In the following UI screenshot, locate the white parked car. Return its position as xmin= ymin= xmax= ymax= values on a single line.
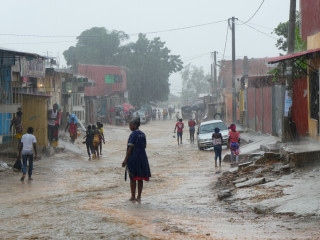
xmin=197 ymin=120 xmax=229 ymax=150
xmin=133 ymin=111 xmax=147 ymax=124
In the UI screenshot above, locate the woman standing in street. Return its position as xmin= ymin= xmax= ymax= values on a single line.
xmin=212 ymin=127 xmax=223 ymax=168
xmin=122 ymin=118 xmax=151 ymax=202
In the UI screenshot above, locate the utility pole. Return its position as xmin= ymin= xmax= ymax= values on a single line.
xmin=282 ymin=0 xmax=296 ymax=142
xmin=231 ymin=16 xmax=238 ymax=124
xmin=213 ymin=51 xmax=217 ymax=90
xmin=288 ymin=0 xmax=296 ymax=55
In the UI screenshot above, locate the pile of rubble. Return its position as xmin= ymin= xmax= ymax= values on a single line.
xmin=215 ymin=152 xmax=294 ymax=214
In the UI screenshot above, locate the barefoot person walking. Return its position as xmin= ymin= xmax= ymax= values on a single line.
xmin=122 ymin=118 xmax=151 ymax=202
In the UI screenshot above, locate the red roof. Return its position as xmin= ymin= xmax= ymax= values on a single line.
xmin=267 ymin=48 xmax=320 ymax=64
xmin=78 ymin=64 xmax=127 ymax=97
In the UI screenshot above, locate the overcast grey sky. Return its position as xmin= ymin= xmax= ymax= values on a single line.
xmin=0 ymin=0 xmax=297 ymax=95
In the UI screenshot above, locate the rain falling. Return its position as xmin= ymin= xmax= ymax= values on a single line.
xmin=0 ymin=0 xmax=320 ymax=239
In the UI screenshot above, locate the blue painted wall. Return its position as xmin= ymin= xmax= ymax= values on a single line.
xmin=0 ymin=67 xmax=12 ymax=135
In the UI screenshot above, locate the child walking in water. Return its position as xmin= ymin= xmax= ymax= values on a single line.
xmin=83 ymin=125 xmax=93 ymax=160
xmin=92 ymin=125 xmax=101 ymax=159
xmin=212 ymin=127 xmax=223 ymax=167
xmin=228 ymin=124 xmax=240 ymax=164
xmin=122 ymin=118 xmax=151 ymax=202
xmin=97 ymin=122 xmax=105 ymax=155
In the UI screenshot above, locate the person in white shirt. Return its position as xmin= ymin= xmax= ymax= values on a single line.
xmin=47 ymin=103 xmax=58 ymax=145
xmin=18 ymin=127 xmax=37 ymax=181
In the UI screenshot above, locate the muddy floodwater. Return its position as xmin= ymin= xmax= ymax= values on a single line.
xmin=1 ymin=120 xmax=319 ymax=239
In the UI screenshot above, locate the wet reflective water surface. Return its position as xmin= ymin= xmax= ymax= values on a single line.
xmin=1 ymin=120 xmax=319 ymax=239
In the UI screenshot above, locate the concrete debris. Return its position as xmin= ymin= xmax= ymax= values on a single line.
xmin=241 ymin=164 xmax=261 ymax=173
xmin=232 ymin=177 xmax=249 ymax=184
xmin=218 ymin=189 xmax=232 ymax=200
xmin=235 ymin=177 xmax=266 ymax=188
xmin=253 ymin=167 xmax=264 ymax=175
xmin=228 ymin=167 xmax=239 ymax=174
xmin=280 ymin=164 xmax=291 ymax=173
xmin=238 ymin=161 xmax=252 ymax=170
xmin=253 ymin=205 xmax=272 ymax=215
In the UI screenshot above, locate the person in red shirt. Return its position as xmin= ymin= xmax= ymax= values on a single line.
xmin=228 ymin=124 xmax=240 ymax=164
xmin=188 ymin=118 xmax=196 ymax=143
xmin=174 ymin=118 xmax=184 ymax=145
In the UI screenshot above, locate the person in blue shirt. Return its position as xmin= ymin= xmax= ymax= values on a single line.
xmin=122 ymin=118 xmax=151 ymax=202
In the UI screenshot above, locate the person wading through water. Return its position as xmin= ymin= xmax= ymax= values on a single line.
xmin=122 ymin=118 xmax=151 ymax=202
xmin=91 ymin=125 xmax=101 ymax=159
xmin=174 ymin=118 xmax=184 ymax=145
xmin=65 ymin=114 xmax=78 ymax=143
xmin=18 ymin=127 xmax=37 ymax=181
xmin=188 ymin=118 xmax=196 ymax=144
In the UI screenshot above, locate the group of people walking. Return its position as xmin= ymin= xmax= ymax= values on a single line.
xmin=83 ymin=122 xmax=105 ymax=160
xmin=173 ymin=116 xmax=240 ymax=169
xmin=212 ymin=123 xmax=240 ymax=168
xmin=173 ymin=117 xmax=196 ymax=145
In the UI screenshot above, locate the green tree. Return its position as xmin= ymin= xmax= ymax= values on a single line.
xmin=63 ymin=27 xmax=128 ymax=71
xmin=180 ymin=64 xmax=210 ymax=104
xmin=273 ymin=11 xmax=306 ymax=52
xmin=270 ymin=11 xmax=307 ymax=81
xmin=63 ymin=28 xmax=182 ymax=106
xmin=121 ymin=34 xmax=183 ymax=106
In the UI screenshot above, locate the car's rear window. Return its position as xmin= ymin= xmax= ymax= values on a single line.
xmin=199 ymin=122 xmax=227 ymax=134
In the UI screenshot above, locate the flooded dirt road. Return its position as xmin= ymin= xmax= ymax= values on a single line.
xmin=1 ymin=120 xmax=319 ymax=239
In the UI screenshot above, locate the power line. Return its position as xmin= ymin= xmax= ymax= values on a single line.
xmin=239 ymin=0 xmax=265 ymax=25
xmin=0 ymin=19 xmax=228 ymax=39
xmin=182 ymin=52 xmax=210 ymax=62
xmin=222 ymin=23 xmax=229 ymax=60
xmin=238 ymin=19 xmax=277 ymax=40
xmin=130 ymin=19 xmax=227 ymax=36
xmin=181 ymin=52 xmax=210 ymax=60
xmin=0 ymin=40 xmax=76 ymax=45
xmin=246 ymin=22 xmax=274 ymax=31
